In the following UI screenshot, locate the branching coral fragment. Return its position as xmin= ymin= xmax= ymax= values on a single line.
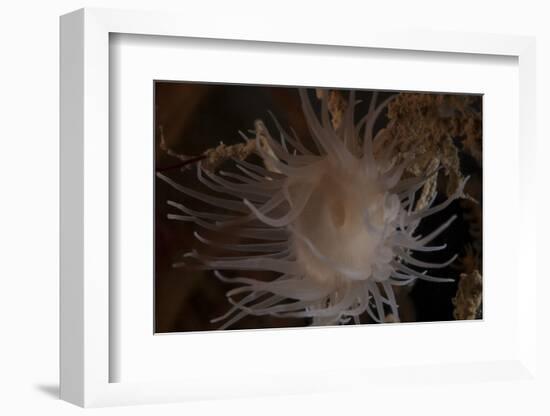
xmin=158 ymin=124 xmax=257 ymax=173
xmin=201 ymin=140 xmax=257 ymax=172
xmin=315 ymin=88 xmax=348 ymax=130
xmin=452 ymin=270 xmax=482 ymax=320
xmin=381 ymin=93 xmax=481 ymax=197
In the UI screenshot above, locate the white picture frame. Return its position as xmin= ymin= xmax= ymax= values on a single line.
xmin=60 ymin=7 xmax=539 ymax=408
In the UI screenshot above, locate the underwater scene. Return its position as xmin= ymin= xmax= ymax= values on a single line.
xmin=155 ymin=83 xmax=482 ymax=332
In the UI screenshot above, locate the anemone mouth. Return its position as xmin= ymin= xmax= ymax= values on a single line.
xmin=159 ymin=88 xmax=465 ymax=329
xmin=288 ymin=163 xmax=398 ymax=285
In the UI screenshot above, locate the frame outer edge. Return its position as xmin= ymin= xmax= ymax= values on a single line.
xmin=60 ymin=8 xmax=85 ymax=407
xmin=82 ymin=8 xmax=111 ymax=407
xmin=518 ymin=38 xmax=537 ymax=377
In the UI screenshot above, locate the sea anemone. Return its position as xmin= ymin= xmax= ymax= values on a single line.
xmin=158 ymin=88 xmax=466 ymax=329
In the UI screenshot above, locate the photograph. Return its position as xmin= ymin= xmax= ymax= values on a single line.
xmin=154 ymin=83 xmax=483 ymax=332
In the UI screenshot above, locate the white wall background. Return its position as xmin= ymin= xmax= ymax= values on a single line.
xmin=0 ymin=1 xmax=547 ymax=414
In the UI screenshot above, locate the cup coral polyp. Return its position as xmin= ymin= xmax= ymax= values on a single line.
xmin=158 ymin=88 xmax=466 ymax=328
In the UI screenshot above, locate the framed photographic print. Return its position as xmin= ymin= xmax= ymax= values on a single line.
xmin=60 ymin=7 xmax=539 ymax=408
